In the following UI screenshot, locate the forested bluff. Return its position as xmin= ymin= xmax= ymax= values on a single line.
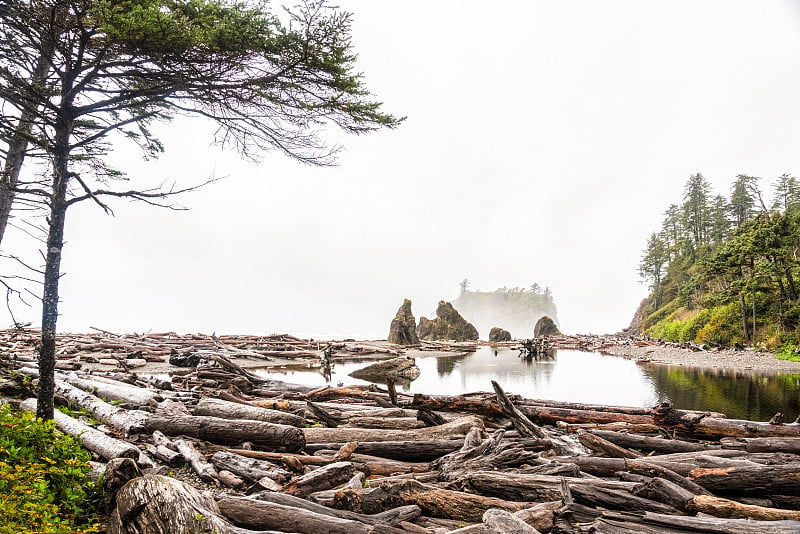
xmin=634 ymin=172 xmax=800 ymax=357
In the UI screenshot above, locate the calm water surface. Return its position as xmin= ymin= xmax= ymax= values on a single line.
xmin=255 ymin=347 xmax=800 ymax=421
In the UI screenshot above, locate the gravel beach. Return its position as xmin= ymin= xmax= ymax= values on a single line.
xmin=598 ymin=342 xmax=800 ymax=375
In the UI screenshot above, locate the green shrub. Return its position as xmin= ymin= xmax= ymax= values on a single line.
xmin=0 ymin=404 xmax=98 ymax=534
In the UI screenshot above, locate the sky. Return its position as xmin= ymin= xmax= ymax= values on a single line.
xmin=4 ymin=0 xmax=800 ymax=339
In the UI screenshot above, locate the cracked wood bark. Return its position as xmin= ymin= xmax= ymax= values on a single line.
xmin=193 ymin=397 xmax=306 ymax=427
xmin=688 ymin=463 xmax=800 ymax=495
xmin=333 ymin=479 xmax=538 ymax=522
xmin=109 ymin=474 xmax=270 ymax=534
xmin=142 ymin=414 xmax=305 ymax=451
xmin=20 ymin=398 xmax=139 ymax=460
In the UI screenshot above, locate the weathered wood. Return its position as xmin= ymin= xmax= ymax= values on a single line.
xmin=109 ymin=475 xmax=261 ymax=534
xmin=102 ymin=458 xmax=143 ymax=512
xmin=632 ymin=477 xmax=695 ymax=511
xmin=464 ymin=471 xmax=638 ymax=503
xmin=569 ymin=483 xmax=681 ymax=514
xmin=721 ymin=436 xmax=800 ymax=453
xmin=174 ymin=439 xmax=219 ymax=483
xmin=520 ymin=404 xmax=655 ymax=426
xmin=409 ymin=393 xmax=504 ymax=417
xmin=307 ymin=400 xmax=341 ymax=427
xmin=688 ymin=494 xmax=800 ymax=520
xmin=346 ymin=416 xmax=426 ymax=430
xmin=143 ymin=414 xmax=305 ymax=451
xmin=304 ymin=415 xmax=484 ymax=444
xmin=62 ymin=372 xmax=158 ymax=406
xmin=283 ymin=461 xmax=357 ymax=497
xmin=638 ymin=510 xmax=800 ymax=533
xmin=305 ymin=439 xmax=467 ymax=461
xmin=434 ymin=430 xmax=547 ymax=482
xmin=217 ymin=494 xmax=372 ymax=534
xmin=333 ymin=479 xmax=538 ymax=522
xmin=655 ymin=405 xmax=800 ymax=440
xmin=492 ymin=381 xmax=546 ymax=439
xmin=193 ymin=397 xmax=306 ymax=427
xmin=556 ymin=421 xmax=661 ymax=433
xmin=210 ymin=450 xmax=293 ymax=484
xmin=52 ymin=378 xmax=151 ymax=433
xmin=481 ymin=509 xmax=541 ymax=534
xmin=688 ymin=463 xmax=800 ymax=495
xmin=589 ymin=429 xmax=714 ymax=454
xmin=20 ymin=398 xmax=140 ymax=461
xmin=251 ymin=491 xmax=422 ymax=527
xmin=578 ymin=431 xmax=642 ymax=458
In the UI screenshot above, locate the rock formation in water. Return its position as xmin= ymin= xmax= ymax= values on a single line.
xmin=349 ymin=356 xmax=421 ymax=382
xmin=387 ymin=299 xmax=419 ymax=345
xmin=534 ymin=315 xmax=561 ymax=337
xmin=488 ymin=327 xmax=512 ymax=342
xmin=417 ymin=301 xmax=479 ymax=342
xmin=452 ymin=286 xmax=559 ymax=338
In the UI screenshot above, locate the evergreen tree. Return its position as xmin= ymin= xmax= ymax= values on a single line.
xmin=682 ymin=173 xmax=712 ymax=252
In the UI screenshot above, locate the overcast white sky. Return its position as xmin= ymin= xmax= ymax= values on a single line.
xmin=5 ymin=0 xmax=800 ymax=339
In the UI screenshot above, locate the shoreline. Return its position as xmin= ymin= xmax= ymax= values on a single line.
xmin=595 ymin=339 xmax=800 ymax=375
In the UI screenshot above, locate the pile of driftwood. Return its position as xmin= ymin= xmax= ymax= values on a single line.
xmin=0 ymin=327 xmax=409 ymax=373
xmin=3 ymin=334 xmax=800 ymax=532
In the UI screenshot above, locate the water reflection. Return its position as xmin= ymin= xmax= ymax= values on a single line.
xmin=252 ymin=346 xmax=800 ymax=421
xmin=642 ymin=364 xmax=800 ymax=421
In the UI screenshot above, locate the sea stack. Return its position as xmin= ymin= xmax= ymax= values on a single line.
xmin=489 ymin=327 xmax=512 ymax=342
xmin=417 ymin=301 xmax=479 ymax=342
xmin=534 ymin=315 xmax=561 ymax=337
xmin=387 ymin=299 xmax=419 ymax=345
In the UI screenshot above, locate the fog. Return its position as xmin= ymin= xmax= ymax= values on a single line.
xmin=3 ymin=1 xmax=800 ymax=339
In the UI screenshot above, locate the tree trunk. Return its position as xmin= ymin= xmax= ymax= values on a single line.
xmin=305 ymin=439 xmax=468 ymax=462
xmin=37 ymin=105 xmax=74 ymax=421
xmin=332 ymin=479 xmax=538 ymax=522
xmin=249 ymin=491 xmax=422 ymax=527
xmin=740 ymin=292 xmax=750 ymax=343
xmin=194 ymin=397 xmax=306 ymax=427
xmin=721 ymin=436 xmax=800 ymax=453
xmin=109 ymin=475 xmax=267 ymax=534
xmin=303 ymin=415 xmax=484 ymax=444
xmin=587 ymin=429 xmax=715 ymax=454
xmin=0 ymin=52 xmax=52 ymax=246
xmin=20 ymin=397 xmax=140 ymax=461
xmin=210 ymin=450 xmax=294 ymax=484
xmin=217 ymin=495 xmax=376 ymax=534
xmin=688 ymin=494 xmax=800 ymax=520
xmin=143 ymin=414 xmax=306 ymax=451
xmin=688 ymin=463 xmax=800 ymax=496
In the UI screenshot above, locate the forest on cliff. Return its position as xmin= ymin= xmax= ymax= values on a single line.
xmin=636 ymin=172 xmax=800 ymax=353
